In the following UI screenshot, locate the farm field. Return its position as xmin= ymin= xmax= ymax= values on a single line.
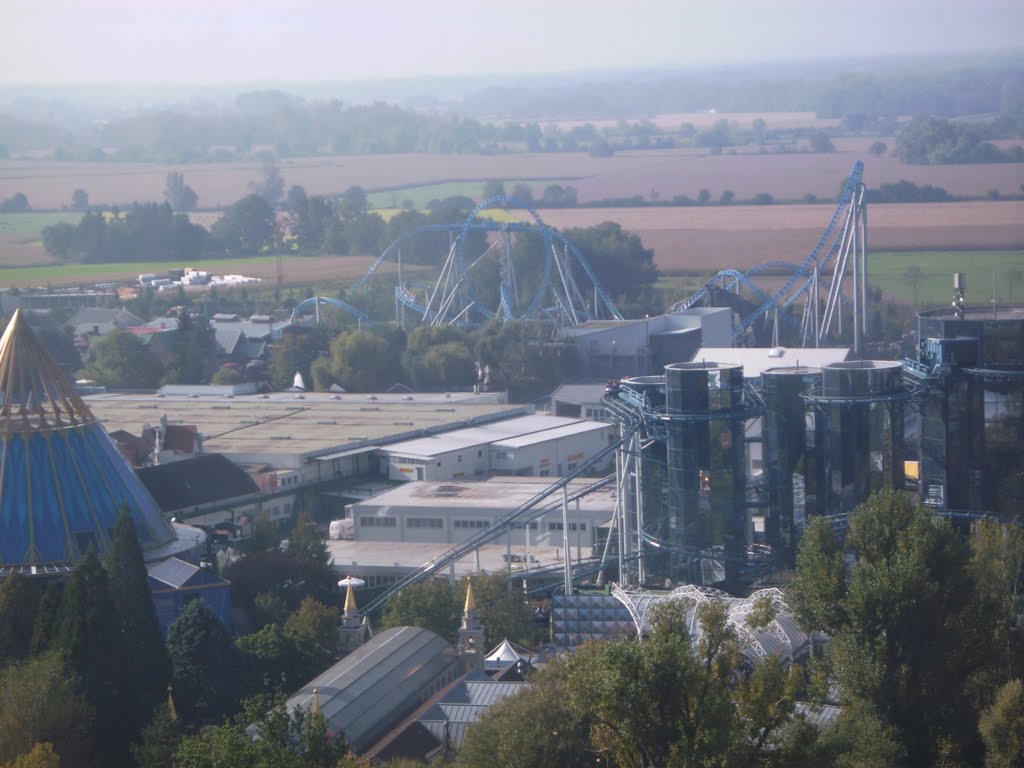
xmin=0 ymin=254 xmax=383 ymax=290
xmin=867 ymin=250 xmax=1024 ymax=306
xmin=3 ymin=145 xmax=1023 ymax=212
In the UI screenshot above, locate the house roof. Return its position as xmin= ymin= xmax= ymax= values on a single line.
xmin=147 ymin=556 xmax=229 ymax=590
xmin=137 ymin=453 xmax=259 ymax=513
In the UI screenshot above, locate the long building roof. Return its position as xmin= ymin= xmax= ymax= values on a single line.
xmin=85 ymin=392 xmax=529 ymax=460
xmin=382 ymin=415 xmax=584 ymax=458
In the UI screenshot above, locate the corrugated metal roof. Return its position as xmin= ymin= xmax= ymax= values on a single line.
xmin=287 ymin=626 xmax=457 ymax=753
xmin=383 ymin=415 xmax=584 ymax=458
xmin=491 ymin=420 xmax=609 ymax=449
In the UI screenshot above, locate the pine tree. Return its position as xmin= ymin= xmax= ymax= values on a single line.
xmin=131 ymin=702 xmax=182 ymax=768
xmin=0 ymin=573 xmax=42 ymax=666
xmin=107 ymin=510 xmax=172 ymax=742
xmin=53 ymin=552 xmax=125 ymax=765
xmin=167 ymin=599 xmax=240 ymax=724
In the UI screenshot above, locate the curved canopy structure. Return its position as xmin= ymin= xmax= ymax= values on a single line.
xmin=0 ymin=310 xmax=177 ymax=573
xmin=611 ymin=584 xmax=812 ymax=664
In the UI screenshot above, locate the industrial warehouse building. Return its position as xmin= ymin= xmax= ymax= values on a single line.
xmin=382 ymin=414 xmax=614 ymax=482
xmin=346 ymin=476 xmax=616 ymax=549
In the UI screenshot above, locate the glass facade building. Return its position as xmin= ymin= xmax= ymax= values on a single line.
xmin=761 ymin=367 xmax=822 ymax=566
xmin=805 ymin=361 xmax=906 ymax=514
xmin=914 ymin=308 xmax=1024 ymax=517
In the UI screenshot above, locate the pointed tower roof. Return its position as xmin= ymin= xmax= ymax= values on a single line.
xmin=312 ymin=687 xmax=321 ymax=717
xmin=344 ymin=578 xmax=357 ymax=613
xmin=464 ymin=577 xmax=476 ymax=613
xmin=167 ymin=685 xmax=178 ymax=721
xmin=0 ymin=310 xmax=93 ymax=434
xmin=0 ymin=311 xmax=177 ymax=574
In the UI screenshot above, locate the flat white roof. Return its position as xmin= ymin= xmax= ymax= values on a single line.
xmin=692 ymin=347 xmax=851 ymax=379
xmin=355 ymin=476 xmax=617 ymax=513
xmin=382 ymin=414 xmax=583 ymax=459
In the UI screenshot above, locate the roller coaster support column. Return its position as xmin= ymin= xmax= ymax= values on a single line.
xmin=853 ymin=200 xmax=860 ymax=356
xmin=615 ymin=424 xmax=629 ymax=585
xmin=635 ymin=437 xmax=646 ymax=584
xmin=860 ymin=189 xmax=869 ymax=340
xmin=562 ymin=486 xmax=573 ymax=596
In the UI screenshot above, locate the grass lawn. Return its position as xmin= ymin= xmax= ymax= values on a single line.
xmin=0 ymin=256 xmax=279 ymax=286
xmin=868 ymin=251 xmax=1024 ymax=306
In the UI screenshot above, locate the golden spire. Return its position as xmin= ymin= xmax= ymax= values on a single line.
xmin=464 ymin=577 xmax=476 ymax=613
xmin=312 ymin=687 xmax=321 ymax=716
xmin=344 ymin=578 xmax=357 ymax=613
xmin=0 ymin=309 xmax=94 ymax=435
xmin=167 ymin=685 xmax=178 ymax=721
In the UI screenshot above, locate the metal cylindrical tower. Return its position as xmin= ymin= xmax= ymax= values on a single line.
xmin=807 ymin=361 xmax=906 ymax=514
xmin=761 ymin=367 xmax=822 ymax=566
xmin=663 ymin=362 xmax=747 ymax=589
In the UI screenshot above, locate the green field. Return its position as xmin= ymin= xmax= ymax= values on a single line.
xmin=0 ymin=212 xmax=81 ymax=237
xmin=868 ymin=251 xmax=1024 ymax=306
xmin=0 ymin=256 xmax=280 ymax=287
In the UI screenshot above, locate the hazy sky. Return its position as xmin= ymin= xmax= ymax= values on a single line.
xmin=4 ymin=0 xmax=1022 ymax=85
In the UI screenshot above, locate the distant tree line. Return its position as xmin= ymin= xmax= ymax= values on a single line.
xmin=895 ymin=115 xmax=1024 ymax=164
xmin=3 ymin=57 xmax=1021 ymax=161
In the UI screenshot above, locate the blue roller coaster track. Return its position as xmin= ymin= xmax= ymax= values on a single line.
xmin=350 ymin=196 xmax=623 ymax=328
xmin=671 ymin=161 xmax=866 ymax=344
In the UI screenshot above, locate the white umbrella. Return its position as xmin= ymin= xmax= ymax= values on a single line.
xmin=337 ymin=576 xmax=366 ymax=588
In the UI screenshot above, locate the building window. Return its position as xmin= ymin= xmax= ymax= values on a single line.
xmin=458 ymin=455 xmax=462 ymax=463
xmin=548 ymin=522 xmax=564 ymax=531
xmin=453 ymin=520 xmax=489 ymax=529
xmin=512 ymin=522 xmax=539 ymax=530
xmin=495 ymin=451 xmax=510 ymax=461
xmin=568 ymin=522 xmax=587 ymax=531
xmin=360 ymin=516 xmax=397 ymax=528
xmin=539 ymin=470 xmax=550 ymax=477
xmin=407 ymin=518 xmax=444 ymax=529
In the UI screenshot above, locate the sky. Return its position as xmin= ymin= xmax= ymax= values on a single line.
xmin=4 ymin=0 xmax=1022 ymax=85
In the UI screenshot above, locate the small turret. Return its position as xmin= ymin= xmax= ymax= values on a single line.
xmin=457 ymin=577 xmax=486 ymax=672
xmin=338 ymin=576 xmax=368 ymax=653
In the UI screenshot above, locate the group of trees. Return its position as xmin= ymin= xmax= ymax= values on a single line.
xmin=452 ymin=490 xmax=1024 ymax=767
xmin=264 ymin=319 xmax=581 ymax=402
xmin=895 ymin=115 xmax=1024 ymax=165
xmin=0 ymin=508 xmax=366 ymax=768
xmin=41 ymin=204 xmax=207 ymax=263
xmin=82 ymin=311 xmax=218 ymax=389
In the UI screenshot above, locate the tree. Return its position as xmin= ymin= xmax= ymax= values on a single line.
xmin=903 ymin=264 xmax=925 ymax=306
xmin=869 ymin=140 xmax=888 ymax=157
xmin=236 ymin=622 xmax=305 ymax=696
xmin=558 ymin=221 xmax=658 ymax=306
xmin=697 ymin=188 xmax=711 ymax=204
xmin=402 ymin=326 xmax=476 ymax=391
xmin=461 ymin=598 xmax=817 ymax=768
xmin=0 ymin=192 xmax=29 ymax=213
xmin=588 ymin=138 xmax=614 ymax=157
xmin=269 ymin=329 xmax=327 ymax=391
xmin=481 ymin=180 xmax=506 ymax=200
xmin=315 ymin=329 xmax=404 ymax=392
xmin=82 ymin=331 xmax=161 ymax=391
xmin=979 ymin=679 xmax=1024 ymax=768
xmin=164 ymin=171 xmax=198 ymax=212
xmin=719 ymin=189 xmax=735 ymax=204
xmin=250 ymin=161 xmax=285 ymax=206
xmin=284 ymin=597 xmax=339 ymax=674
xmin=41 ymin=221 xmax=76 ymax=260
xmin=0 ymin=653 xmax=94 ymax=766
xmin=213 ymin=194 xmax=277 ymax=256
xmin=1 ymin=742 xmax=60 ymax=768
xmin=212 ymin=365 xmax=242 ymax=385
xmin=460 ymin=574 xmax=540 ymax=648
xmin=130 ymin=703 xmax=182 ymax=768
xmin=167 ymin=599 xmax=242 ymax=724
xmin=381 ymin=579 xmax=459 ymax=643
xmin=173 ymin=694 xmax=355 ymax=768
xmin=809 ymin=131 xmax=835 ymax=153
xmin=71 ymin=188 xmax=89 ymax=211
xmin=162 ymin=311 xmax=219 ymax=386
xmin=338 ymin=186 xmax=368 ymax=221
xmin=107 ymin=510 xmax=173 ymax=740
xmin=0 ymin=573 xmax=42 ymax=667
xmin=789 ymin=489 xmax=994 ymax=765
xmin=53 ymin=551 xmax=124 ymax=765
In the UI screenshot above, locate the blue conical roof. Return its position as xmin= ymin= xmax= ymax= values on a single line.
xmin=0 ymin=310 xmax=176 ymax=572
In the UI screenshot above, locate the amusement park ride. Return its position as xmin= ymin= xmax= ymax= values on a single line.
xmin=292 ymin=163 xmax=869 ymax=355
